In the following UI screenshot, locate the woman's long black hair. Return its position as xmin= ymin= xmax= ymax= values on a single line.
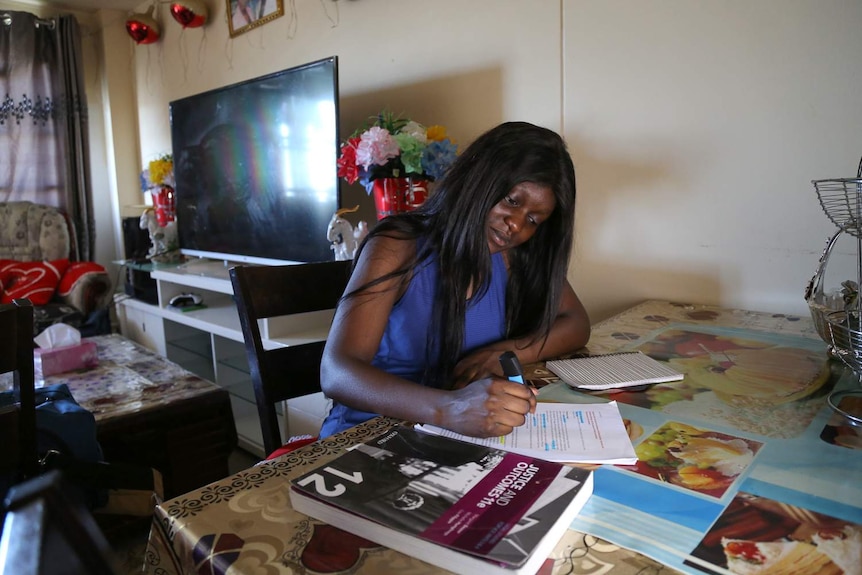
xmin=347 ymin=121 xmax=576 ymax=388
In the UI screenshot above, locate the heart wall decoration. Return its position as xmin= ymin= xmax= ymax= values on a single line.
xmin=126 ymin=5 xmax=160 ymax=44
xmin=170 ymin=0 xmax=208 ymax=29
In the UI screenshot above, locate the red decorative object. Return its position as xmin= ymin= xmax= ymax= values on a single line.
xmin=371 ymin=178 xmax=429 ymax=220
xmin=152 ymin=186 xmax=176 ymax=226
xmin=126 ymin=6 xmax=160 ymax=44
xmin=169 ymin=0 xmax=208 ymax=29
xmin=301 ymin=524 xmax=382 ymax=572
xmin=57 ymin=262 xmax=108 ymax=307
xmin=0 ymin=259 xmax=70 ymax=305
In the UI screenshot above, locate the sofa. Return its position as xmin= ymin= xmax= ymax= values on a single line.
xmin=0 ymin=201 xmax=113 ymax=336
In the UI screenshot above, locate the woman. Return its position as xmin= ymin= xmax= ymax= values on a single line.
xmin=320 ymin=121 xmax=590 ymax=439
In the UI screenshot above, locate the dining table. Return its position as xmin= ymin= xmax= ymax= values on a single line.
xmin=142 ymin=300 xmax=862 ymax=575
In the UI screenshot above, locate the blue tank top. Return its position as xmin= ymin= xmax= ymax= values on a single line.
xmin=319 ymin=250 xmax=508 ymax=438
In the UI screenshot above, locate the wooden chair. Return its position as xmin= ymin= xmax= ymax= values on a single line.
xmin=0 ymin=300 xmax=115 ymax=573
xmin=0 ymin=470 xmax=119 ymax=575
xmin=229 ymin=260 xmax=351 ymax=457
xmin=0 ymin=299 xmax=38 ymax=487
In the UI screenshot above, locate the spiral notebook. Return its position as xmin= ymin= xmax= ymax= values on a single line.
xmin=546 ymin=351 xmax=684 ymax=391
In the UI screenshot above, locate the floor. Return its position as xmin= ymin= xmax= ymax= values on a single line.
xmin=108 ymin=448 xmax=260 ymax=574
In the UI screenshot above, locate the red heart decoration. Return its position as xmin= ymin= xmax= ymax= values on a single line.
xmin=170 ymin=0 xmax=207 ymax=29
xmin=126 ymin=7 xmax=160 ymax=45
xmin=0 ymin=259 xmax=69 ymax=305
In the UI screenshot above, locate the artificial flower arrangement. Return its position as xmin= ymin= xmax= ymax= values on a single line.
xmin=139 ymin=153 xmax=175 ymax=192
xmin=139 ymin=153 xmax=176 ymax=228
xmin=337 ymin=110 xmax=458 ymax=193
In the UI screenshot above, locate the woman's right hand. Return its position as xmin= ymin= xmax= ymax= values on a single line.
xmin=437 ymin=377 xmax=536 ymax=438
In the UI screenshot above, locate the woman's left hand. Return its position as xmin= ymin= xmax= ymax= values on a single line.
xmin=451 ymin=281 xmax=591 ymax=389
xmin=452 ymin=348 xmax=508 ymax=390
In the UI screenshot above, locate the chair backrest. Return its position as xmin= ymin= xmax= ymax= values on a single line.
xmin=229 ymin=260 xmax=351 ymax=456
xmin=0 ymin=299 xmax=38 ymax=481
xmin=0 ymin=470 xmax=119 ymax=575
xmin=0 ymin=201 xmax=73 ymax=262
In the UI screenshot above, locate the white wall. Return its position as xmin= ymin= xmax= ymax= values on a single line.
xmin=564 ymin=0 xmax=862 ymax=320
xmin=115 ymin=0 xmax=862 ymax=322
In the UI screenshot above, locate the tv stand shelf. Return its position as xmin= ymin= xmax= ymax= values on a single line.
xmin=115 ymin=259 xmax=333 ymax=457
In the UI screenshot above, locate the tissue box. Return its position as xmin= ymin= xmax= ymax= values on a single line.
xmin=34 ymin=340 xmax=99 ymax=378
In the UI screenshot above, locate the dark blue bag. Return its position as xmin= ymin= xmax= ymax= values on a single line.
xmin=32 ymin=384 xmax=104 ymax=464
xmin=0 ymin=383 xmax=106 ymax=507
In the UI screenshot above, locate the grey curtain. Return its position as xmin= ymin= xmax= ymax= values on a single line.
xmin=0 ymin=11 xmax=94 ymax=260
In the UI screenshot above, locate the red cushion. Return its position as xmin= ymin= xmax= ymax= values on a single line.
xmin=57 ymin=261 xmax=108 ymax=297
xmin=0 ymin=259 xmax=70 ymax=305
xmin=265 ymin=435 xmax=318 ymax=460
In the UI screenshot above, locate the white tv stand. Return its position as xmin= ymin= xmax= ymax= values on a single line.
xmin=114 ymin=258 xmax=333 ymax=457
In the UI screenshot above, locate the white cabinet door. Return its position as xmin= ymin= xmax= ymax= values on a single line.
xmin=117 ymin=300 xmax=167 ymax=355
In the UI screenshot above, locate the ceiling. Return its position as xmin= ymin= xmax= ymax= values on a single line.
xmin=38 ymin=0 xmax=145 ymax=13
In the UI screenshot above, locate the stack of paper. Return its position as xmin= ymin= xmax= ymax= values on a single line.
xmin=546 ymin=351 xmax=684 ymax=391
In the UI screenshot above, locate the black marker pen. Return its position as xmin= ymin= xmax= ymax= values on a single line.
xmin=499 ymin=351 xmax=525 ymax=385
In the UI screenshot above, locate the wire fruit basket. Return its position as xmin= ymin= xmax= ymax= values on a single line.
xmin=825 ymin=311 xmax=862 ymax=370
xmin=813 ymin=155 xmax=862 ymax=232
xmin=810 ymin=156 xmax=862 ymax=426
xmin=804 ymin=229 xmax=843 ymax=348
xmin=814 ymin=178 xmax=862 ymax=237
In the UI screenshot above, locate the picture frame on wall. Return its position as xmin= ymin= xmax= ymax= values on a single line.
xmin=227 ymin=0 xmax=284 ymax=38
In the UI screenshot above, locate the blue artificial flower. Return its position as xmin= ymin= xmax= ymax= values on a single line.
xmin=357 ymin=167 xmax=374 ymax=195
xmin=421 ymin=139 xmax=458 ymax=181
xmin=139 ymin=169 xmax=151 ymax=193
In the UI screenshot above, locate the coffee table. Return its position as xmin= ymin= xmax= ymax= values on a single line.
xmin=3 ymin=334 xmax=238 ymax=498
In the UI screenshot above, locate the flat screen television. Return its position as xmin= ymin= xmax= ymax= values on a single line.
xmin=169 ymin=56 xmax=340 ymax=266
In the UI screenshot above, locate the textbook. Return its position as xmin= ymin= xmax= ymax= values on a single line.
xmin=289 ymin=425 xmax=594 ymax=575
xmin=416 ymin=401 xmax=638 ymax=465
xmin=546 ymin=351 xmax=684 ymax=391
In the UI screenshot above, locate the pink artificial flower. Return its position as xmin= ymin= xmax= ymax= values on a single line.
xmin=356 ymin=126 xmax=400 ymax=170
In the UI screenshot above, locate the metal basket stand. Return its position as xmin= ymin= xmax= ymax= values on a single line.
xmin=812 ymin=155 xmax=862 ymax=426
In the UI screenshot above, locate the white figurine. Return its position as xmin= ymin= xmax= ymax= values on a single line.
xmin=139 ymin=209 xmax=178 ymax=260
xmin=327 ymin=206 xmax=367 ymax=261
xmin=354 ymin=220 xmax=369 ymax=247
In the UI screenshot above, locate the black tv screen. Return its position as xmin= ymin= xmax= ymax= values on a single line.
xmin=169 ymin=56 xmax=340 ymax=265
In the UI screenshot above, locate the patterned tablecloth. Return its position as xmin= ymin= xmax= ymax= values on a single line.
xmin=143 ymin=301 xmax=862 ymax=575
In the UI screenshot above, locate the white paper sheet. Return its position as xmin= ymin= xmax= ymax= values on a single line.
xmin=416 ymin=401 xmax=638 ymax=465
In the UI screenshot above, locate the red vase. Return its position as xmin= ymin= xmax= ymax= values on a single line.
xmin=371 ymin=178 xmax=428 ymax=220
xmin=403 ymin=178 xmax=428 ymax=212
xmin=152 ymin=185 xmax=176 ymax=226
